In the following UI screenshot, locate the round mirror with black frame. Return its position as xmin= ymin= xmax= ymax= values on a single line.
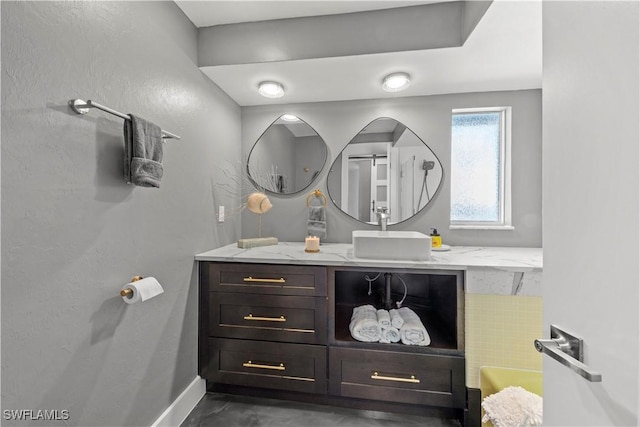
xmin=326 ymin=117 xmax=443 ymax=225
xmin=247 ymin=114 xmax=328 ymax=195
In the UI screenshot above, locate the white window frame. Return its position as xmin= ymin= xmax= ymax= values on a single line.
xmin=450 ymin=106 xmax=513 ymax=230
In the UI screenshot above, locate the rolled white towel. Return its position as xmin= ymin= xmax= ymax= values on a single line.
xmin=376 ymin=309 xmax=391 ymax=328
xmin=481 ymin=386 xmax=543 ymax=427
xmin=389 ymin=308 xmax=404 ymax=329
xmin=379 ymin=326 xmax=401 ymax=343
xmin=350 ymin=304 xmax=372 ymax=321
xmin=398 ymin=307 xmax=431 ymax=346
xmin=349 ymin=305 xmax=381 ymax=342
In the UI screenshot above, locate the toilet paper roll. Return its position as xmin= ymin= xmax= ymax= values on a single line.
xmin=121 ymin=277 xmax=164 ymax=304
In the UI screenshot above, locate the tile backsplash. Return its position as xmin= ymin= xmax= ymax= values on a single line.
xmin=465 ymin=294 xmax=543 ymax=388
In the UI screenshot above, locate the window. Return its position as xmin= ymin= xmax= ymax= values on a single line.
xmin=450 ymin=107 xmax=512 ymax=229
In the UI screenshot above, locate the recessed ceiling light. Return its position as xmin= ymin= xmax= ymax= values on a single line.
xmin=281 ymin=114 xmax=299 ymax=122
xmin=258 ymin=81 xmax=285 ymax=98
xmin=382 ymin=72 xmax=411 ymax=92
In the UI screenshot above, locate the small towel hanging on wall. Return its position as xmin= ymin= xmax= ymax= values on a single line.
xmin=124 ymin=115 xmax=163 ymax=187
xmin=306 ymin=189 xmax=327 ymax=240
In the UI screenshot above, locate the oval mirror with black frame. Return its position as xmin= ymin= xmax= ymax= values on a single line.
xmin=327 ymin=117 xmax=443 ymax=225
xmin=247 ymin=114 xmax=328 ymax=195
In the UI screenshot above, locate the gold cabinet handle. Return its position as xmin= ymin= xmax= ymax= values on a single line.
xmin=371 ymin=371 xmax=420 ymax=384
xmin=243 ymin=276 xmax=286 ymax=284
xmin=243 ymin=361 xmax=285 ymax=371
xmin=243 ymin=314 xmax=287 ymax=322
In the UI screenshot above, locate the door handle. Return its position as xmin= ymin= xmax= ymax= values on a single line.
xmin=534 ymin=325 xmax=602 ymax=382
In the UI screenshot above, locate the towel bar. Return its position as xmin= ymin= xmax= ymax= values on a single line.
xmin=69 ymin=99 xmax=181 ymax=140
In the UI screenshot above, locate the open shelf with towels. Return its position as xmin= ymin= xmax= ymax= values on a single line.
xmin=328 ymin=267 xmax=464 ymax=354
xmin=333 ymin=304 xmax=458 ymax=354
xmin=327 ymin=266 xmax=466 ymax=411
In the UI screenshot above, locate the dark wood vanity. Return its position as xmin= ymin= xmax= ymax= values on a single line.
xmin=199 ymin=261 xmax=469 ymax=424
xmin=200 ymin=263 xmax=328 ymax=395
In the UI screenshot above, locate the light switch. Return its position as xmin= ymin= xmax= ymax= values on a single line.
xmin=218 ymin=206 xmax=225 ymax=222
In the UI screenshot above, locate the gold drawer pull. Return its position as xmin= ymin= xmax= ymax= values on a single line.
xmin=243 ymin=361 xmax=285 ymax=371
xmin=243 ymin=276 xmax=286 ymax=284
xmin=243 ymin=314 xmax=287 ymax=322
xmin=371 ymin=371 xmax=420 ymax=384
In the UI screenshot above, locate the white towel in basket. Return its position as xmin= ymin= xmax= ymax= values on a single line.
xmin=481 ymin=386 xmax=543 ymax=427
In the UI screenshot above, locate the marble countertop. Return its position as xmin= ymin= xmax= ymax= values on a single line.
xmin=196 ymin=242 xmax=542 ymax=271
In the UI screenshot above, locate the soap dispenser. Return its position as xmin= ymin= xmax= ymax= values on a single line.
xmin=430 ymin=228 xmax=442 ymax=249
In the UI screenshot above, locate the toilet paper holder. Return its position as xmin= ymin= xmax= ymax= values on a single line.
xmin=120 ymin=276 xmax=144 ymax=298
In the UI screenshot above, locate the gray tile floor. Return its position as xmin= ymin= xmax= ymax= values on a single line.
xmin=181 ymin=393 xmax=462 ymax=427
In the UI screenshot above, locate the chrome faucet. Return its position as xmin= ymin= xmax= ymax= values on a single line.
xmin=375 ymin=207 xmax=390 ymax=231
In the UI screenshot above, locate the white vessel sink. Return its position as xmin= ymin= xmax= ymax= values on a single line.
xmin=352 ymin=230 xmax=432 ymax=261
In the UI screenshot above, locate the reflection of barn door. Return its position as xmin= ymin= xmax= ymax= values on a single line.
xmin=370 ymin=154 xmax=389 ymax=222
xmin=346 ymin=161 xmax=361 ymax=220
xmin=399 ymin=156 xmax=415 ymax=220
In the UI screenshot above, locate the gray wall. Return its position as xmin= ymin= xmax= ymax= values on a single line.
xmin=241 ymin=90 xmax=542 ymax=247
xmin=249 ymin=124 xmax=296 ymax=192
xmin=2 ymin=2 xmax=241 ymax=426
xmin=294 ymin=136 xmax=326 ymax=192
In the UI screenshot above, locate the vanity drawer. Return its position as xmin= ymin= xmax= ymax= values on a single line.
xmin=203 ymin=338 xmax=327 ymax=394
xmin=210 ymin=293 xmax=327 ymax=345
xmin=329 ymin=347 xmax=465 ymax=408
xmin=202 ymin=262 xmax=327 ymax=296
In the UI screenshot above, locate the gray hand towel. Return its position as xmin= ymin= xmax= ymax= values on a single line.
xmin=307 ymin=206 xmax=327 ymax=240
xmin=124 ymin=114 xmax=163 ymax=187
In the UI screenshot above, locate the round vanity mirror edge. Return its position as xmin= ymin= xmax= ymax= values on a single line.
xmin=326 ymin=117 xmax=444 ymax=225
xmin=247 ymin=114 xmax=329 ymax=196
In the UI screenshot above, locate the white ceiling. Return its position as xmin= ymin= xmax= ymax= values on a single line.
xmin=175 ymin=1 xmax=542 ymax=106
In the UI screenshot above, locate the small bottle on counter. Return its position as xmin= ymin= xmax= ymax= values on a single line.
xmin=430 ymin=228 xmax=442 ymax=249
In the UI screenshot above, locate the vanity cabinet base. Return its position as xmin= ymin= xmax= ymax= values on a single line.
xmin=199 ymin=261 xmax=469 ymax=424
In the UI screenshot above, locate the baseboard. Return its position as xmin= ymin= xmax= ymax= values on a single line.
xmin=151 ymin=376 xmax=206 ymax=427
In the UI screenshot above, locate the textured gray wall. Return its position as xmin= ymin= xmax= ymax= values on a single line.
xmin=2 ymin=2 xmax=240 ymax=426
xmin=241 ymin=90 xmax=542 ymax=247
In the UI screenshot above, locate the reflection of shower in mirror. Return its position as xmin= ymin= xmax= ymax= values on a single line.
xmin=417 ymin=160 xmax=436 ymax=210
xmin=326 ymin=117 xmax=444 ymax=225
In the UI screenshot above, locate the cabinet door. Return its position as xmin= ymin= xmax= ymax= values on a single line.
xmin=202 ymin=262 xmax=327 ymax=296
xmin=329 ymin=347 xmax=465 ymax=408
xmin=210 ymin=293 xmax=327 ymax=345
xmin=203 ymin=338 xmax=327 ymax=394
